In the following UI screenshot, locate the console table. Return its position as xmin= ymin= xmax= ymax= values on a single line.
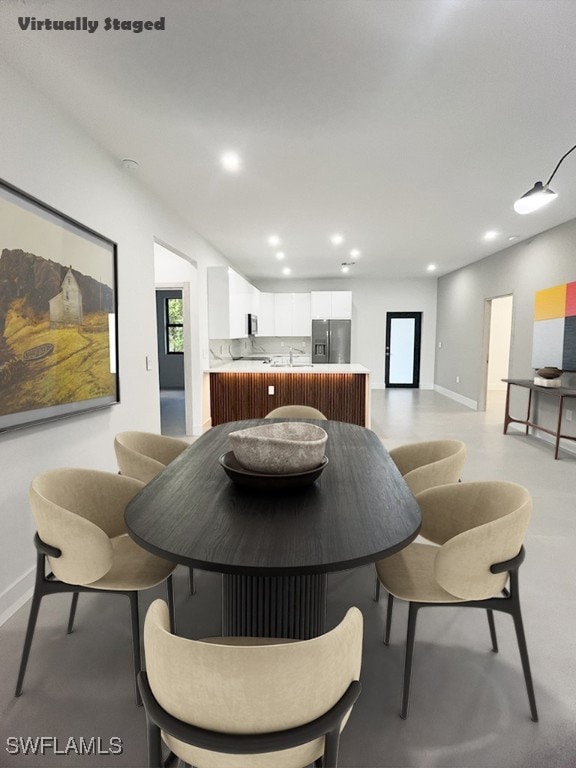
xmin=503 ymin=379 xmax=576 ymax=459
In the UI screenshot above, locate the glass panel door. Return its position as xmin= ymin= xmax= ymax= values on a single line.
xmin=385 ymin=312 xmax=422 ymax=388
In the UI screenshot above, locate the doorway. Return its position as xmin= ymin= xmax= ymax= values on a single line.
xmin=385 ymin=312 xmax=422 ymax=388
xmin=156 ymin=289 xmax=186 ymax=436
xmin=480 ymin=295 xmax=513 ymax=412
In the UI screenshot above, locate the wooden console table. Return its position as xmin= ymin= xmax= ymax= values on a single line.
xmin=503 ymin=379 xmax=576 ymax=459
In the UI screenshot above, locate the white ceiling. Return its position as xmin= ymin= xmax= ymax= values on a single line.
xmin=2 ymin=0 xmax=576 ymax=282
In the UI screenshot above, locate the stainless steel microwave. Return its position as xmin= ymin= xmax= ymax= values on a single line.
xmin=247 ymin=314 xmax=258 ymax=336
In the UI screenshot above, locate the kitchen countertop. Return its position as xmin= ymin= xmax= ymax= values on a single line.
xmin=208 ymin=361 xmax=370 ymax=374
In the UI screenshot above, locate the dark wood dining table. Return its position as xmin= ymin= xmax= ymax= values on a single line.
xmin=125 ymin=419 xmax=421 ymax=639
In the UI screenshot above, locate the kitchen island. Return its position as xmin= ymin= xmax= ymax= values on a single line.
xmin=208 ymin=361 xmax=370 ymax=427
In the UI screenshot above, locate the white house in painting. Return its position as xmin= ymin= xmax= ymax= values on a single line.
xmin=49 ymin=267 xmax=83 ymax=326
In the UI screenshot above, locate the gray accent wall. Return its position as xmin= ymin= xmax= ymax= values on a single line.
xmin=436 ymin=217 xmax=576 ymax=436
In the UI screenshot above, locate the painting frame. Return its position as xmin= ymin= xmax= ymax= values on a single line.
xmin=0 ymin=177 xmax=119 ymax=434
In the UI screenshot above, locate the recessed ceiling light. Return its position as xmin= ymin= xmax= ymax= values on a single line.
xmin=483 ymin=230 xmax=498 ymax=241
xmin=275 ymin=251 xmax=285 ymax=260
xmin=282 ymin=267 xmax=291 ymax=276
xmin=349 ymin=249 xmax=361 ymax=258
xmin=341 ymin=265 xmax=350 ymax=274
xmin=220 ymin=151 xmax=241 ymax=172
xmin=267 ymin=235 xmax=281 ymax=247
xmin=427 ymin=264 xmax=437 ymax=272
xmin=330 ymin=233 xmax=344 ymax=246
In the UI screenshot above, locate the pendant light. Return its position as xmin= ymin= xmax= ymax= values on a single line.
xmin=514 ymin=143 xmax=576 ymax=214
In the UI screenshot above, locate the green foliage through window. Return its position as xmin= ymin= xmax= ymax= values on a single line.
xmin=166 ymin=298 xmax=184 ymax=354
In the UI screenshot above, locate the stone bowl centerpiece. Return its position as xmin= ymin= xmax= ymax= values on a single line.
xmin=228 ymin=422 xmax=328 ymax=474
xmin=536 ymin=366 xmax=563 ymax=379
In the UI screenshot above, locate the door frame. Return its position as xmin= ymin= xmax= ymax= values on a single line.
xmin=478 ymin=294 xmax=514 ymax=412
xmin=385 ymin=311 xmax=422 ymax=388
xmin=156 ymin=281 xmax=193 ymax=435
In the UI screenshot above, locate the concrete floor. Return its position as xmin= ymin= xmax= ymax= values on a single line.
xmin=1 ymin=389 xmax=575 ymax=767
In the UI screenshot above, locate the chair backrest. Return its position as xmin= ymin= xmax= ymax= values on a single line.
xmin=389 ymin=439 xmax=466 ymax=496
xmin=29 ymin=468 xmax=144 ymax=586
xmin=144 ymin=599 xmax=363 ymax=768
xmin=417 ymin=481 xmax=532 ymax=600
xmin=265 ymin=405 xmax=327 ymax=420
xmin=114 ymin=431 xmax=189 ymax=483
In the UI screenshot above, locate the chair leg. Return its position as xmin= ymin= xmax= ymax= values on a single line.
xmin=384 ymin=593 xmax=394 ymax=645
xmin=166 ymin=575 xmax=175 ymax=634
xmin=145 ymin=714 xmax=163 ymax=768
xmin=400 ymin=602 xmax=420 ymax=720
xmin=128 ymin=592 xmax=142 ymax=706
xmin=373 ymin=573 xmax=381 ymax=602
xmin=511 ymin=605 xmax=538 ymax=722
xmin=487 ymin=609 xmax=498 ymax=652
xmin=188 ymin=567 xmax=195 ymax=596
xmin=14 ymin=587 xmax=43 ymax=697
xmin=323 ymin=728 xmax=341 ymax=768
xmin=67 ymin=592 xmax=80 ymax=634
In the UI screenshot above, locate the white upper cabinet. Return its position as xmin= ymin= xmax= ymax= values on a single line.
xmin=272 ymin=293 xmax=311 ymax=337
xmin=257 ymin=292 xmax=275 ymax=336
xmin=208 ymin=266 xmax=253 ymax=338
xmin=311 ymin=291 xmax=352 ymax=319
xmin=273 ymin=293 xmax=293 ymax=336
xmin=291 ymin=293 xmax=312 ymax=335
xmin=208 ymin=271 xmax=345 ymax=339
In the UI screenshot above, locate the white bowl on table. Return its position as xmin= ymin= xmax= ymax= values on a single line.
xmin=228 ymin=422 xmax=328 ymax=474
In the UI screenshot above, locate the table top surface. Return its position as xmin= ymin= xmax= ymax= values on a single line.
xmin=125 ymin=419 xmax=422 ymax=576
xmin=504 ymin=378 xmax=576 ymax=396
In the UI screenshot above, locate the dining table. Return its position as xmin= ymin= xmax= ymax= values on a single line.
xmin=125 ymin=419 xmax=422 ymax=639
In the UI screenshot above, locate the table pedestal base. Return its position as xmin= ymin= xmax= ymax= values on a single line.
xmin=222 ymin=573 xmax=328 ymax=639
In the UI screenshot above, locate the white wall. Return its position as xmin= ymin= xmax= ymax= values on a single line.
xmin=256 ymin=277 xmax=438 ymax=388
xmin=0 ymin=63 xmax=229 ymax=623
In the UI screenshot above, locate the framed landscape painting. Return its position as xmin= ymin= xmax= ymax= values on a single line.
xmin=0 ymin=178 xmax=119 ymax=433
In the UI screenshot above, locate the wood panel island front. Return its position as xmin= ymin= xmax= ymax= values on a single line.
xmin=208 ymin=362 xmax=370 ymax=427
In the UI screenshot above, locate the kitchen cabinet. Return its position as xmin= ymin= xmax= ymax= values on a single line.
xmin=311 ymin=291 xmax=352 ymax=319
xmin=292 ymin=293 xmax=312 ymax=335
xmin=257 ymin=292 xmax=275 ymax=336
xmin=273 ymin=293 xmax=311 ymax=337
xmin=208 ymin=267 xmax=254 ymax=338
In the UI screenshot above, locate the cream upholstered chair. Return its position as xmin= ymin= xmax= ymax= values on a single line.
xmin=114 ymin=431 xmax=189 ymax=484
xmin=388 ymin=439 xmax=467 ymax=496
xmin=375 ymin=481 xmax=538 ymax=722
xmin=15 ymin=469 xmax=176 ymax=705
xmin=138 ymin=599 xmax=363 ymax=768
xmin=114 ymin=431 xmax=195 ymax=594
xmin=374 ymin=439 xmax=467 ymax=602
xmin=265 ymin=405 xmax=327 ymax=420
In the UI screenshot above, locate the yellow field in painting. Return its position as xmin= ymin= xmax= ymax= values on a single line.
xmin=534 ymin=283 xmax=567 ymax=321
xmin=1 ymin=303 xmax=115 ymax=416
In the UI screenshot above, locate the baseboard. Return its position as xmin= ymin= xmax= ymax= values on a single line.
xmin=371 ymin=382 xmax=434 ymax=391
xmin=434 ymin=384 xmax=477 ymax=410
xmin=0 ymin=566 xmax=34 ymax=627
xmin=194 ymin=417 xmax=212 ymax=435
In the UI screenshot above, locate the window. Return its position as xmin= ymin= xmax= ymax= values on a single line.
xmin=165 ymin=297 xmax=184 ymax=354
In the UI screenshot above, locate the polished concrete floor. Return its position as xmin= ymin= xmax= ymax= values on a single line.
xmin=1 ymin=389 xmax=575 ymax=767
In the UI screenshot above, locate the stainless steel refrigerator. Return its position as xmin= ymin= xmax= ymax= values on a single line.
xmin=311 ymin=319 xmax=351 ymax=363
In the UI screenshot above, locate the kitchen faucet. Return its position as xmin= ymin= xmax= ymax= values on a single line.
xmin=288 ymin=346 xmax=305 ymax=367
